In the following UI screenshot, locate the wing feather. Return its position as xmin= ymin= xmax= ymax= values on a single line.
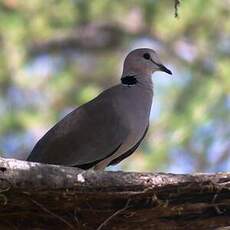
xmin=27 ymin=88 xmax=128 ymax=166
xmin=109 ymin=125 xmax=149 ymax=166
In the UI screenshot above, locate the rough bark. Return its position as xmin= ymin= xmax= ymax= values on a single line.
xmin=0 ymin=157 xmax=230 ymax=230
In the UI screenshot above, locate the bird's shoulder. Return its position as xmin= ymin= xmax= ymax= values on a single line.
xmin=37 ymin=84 xmax=124 ymax=138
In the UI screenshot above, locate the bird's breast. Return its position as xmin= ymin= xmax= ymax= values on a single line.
xmin=116 ymin=86 xmax=153 ymax=150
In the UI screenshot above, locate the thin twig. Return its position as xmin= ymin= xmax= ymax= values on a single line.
xmin=174 ymin=0 xmax=180 ymax=18
xmin=73 ymin=207 xmax=85 ymax=229
xmin=30 ymin=198 xmax=75 ymax=230
xmin=96 ymin=199 xmax=131 ymax=230
xmin=0 ymin=178 xmax=12 ymax=193
xmin=0 ymin=178 xmax=11 ymax=205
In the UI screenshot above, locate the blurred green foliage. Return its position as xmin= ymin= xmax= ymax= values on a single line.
xmin=0 ymin=0 xmax=229 ymax=172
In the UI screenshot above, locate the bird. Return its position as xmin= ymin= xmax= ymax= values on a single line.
xmin=27 ymin=48 xmax=172 ymax=170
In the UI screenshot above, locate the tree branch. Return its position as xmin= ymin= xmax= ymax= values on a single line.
xmin=0 ymin=157 xmax=230 ymax=229
xmin=174 ymin=0 xmax=181 ymax=18
xmin=28 ymin=23 xmax=126 ymax=56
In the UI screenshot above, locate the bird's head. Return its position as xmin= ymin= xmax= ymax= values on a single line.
xmin=122 ymin=48 xmax=172 ymax=77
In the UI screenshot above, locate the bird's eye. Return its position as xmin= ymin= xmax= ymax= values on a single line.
xmin=143 ymin=53 xmax=150 ymax=60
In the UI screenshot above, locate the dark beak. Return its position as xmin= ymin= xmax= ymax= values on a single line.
xmin=158 ymin=64 xmax=172 ymax=75
xmin=150 ymin=58 xmax=172 ymax=75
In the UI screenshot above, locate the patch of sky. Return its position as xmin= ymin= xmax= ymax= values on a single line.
xmin=25 ymin=54 xmax=64 ymax=78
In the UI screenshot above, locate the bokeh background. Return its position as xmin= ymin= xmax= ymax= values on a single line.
xmin=0 ymin=0 xmax=229 ymax=173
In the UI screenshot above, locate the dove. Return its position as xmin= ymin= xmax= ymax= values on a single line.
xmin=27 ymin=48 xmax=172 ymax=170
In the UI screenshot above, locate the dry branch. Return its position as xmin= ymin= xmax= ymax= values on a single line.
xmin=0 ymin=157 xmax=230 ymax=230
xmin=28 ymin=24 xmax=126 ymax=56
xmin=174 ymin=0 xmax=181 ymax=18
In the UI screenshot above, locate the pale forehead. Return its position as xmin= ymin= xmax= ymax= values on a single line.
xmin=127 ymin=48 xmax=156 ymax=58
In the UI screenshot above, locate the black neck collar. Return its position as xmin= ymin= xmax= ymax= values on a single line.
xmin=121 ymin=75 xmax=138 ymax=86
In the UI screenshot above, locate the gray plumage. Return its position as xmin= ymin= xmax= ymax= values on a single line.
xmin=27 ymin=48 xmax=172 ymax=170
